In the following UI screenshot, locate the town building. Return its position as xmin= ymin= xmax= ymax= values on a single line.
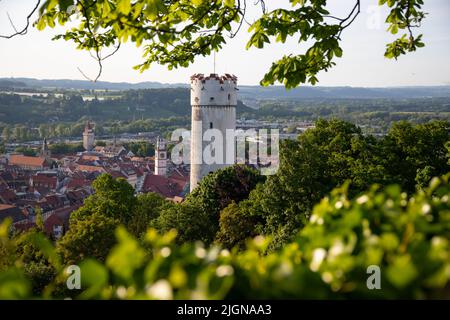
xmin=0 ymin=119 xmax=191 ymax=239
xmin=8 ymin=154 xmax=52 ymax=171
xmin=40 ymin=138 xmax=51 ymax=159
xmin=154 ymin=136 xmax=167 ymax=176
xmin=0 ymin=204 xmax=25 ymax=223
xmin=141 ymin=168 xmax=189 ymax=201
xmin=93 ymin=145 xmax=127 ymax=158
xmin=190 ymin=73 xmax=237 ymax=191
xmin=83 ymin=121 xmax=95 ymax=151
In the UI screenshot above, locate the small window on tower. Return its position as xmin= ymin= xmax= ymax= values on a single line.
xmin=209 ymin=122 xmax=213 ymax=129
xmin=228 ymin=93 xmax=231 ymax=100
xmin=210 ymin=97 xmax=214 ymax=101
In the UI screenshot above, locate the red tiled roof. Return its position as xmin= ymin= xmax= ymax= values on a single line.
xmin=142 ymin=174 xmax=183 ymax=198
xmin=51 ymin=204 xmax=81 ymax=230
xmin=168 ymin=169 xmax=189 ymax=190
xmin=29 ymin=186 xmax=51 ymax=197
xmin=44 ymin=213 xmax=64 ymax=235
xmin=81 ymin=155 xmax=100 ymax=161
xmin=15 ymin=199 xmax=39 ymax=207
xmin=0 ymin=204 xmax=15 ymax=210
xmin=67 ymin=177 xmax=91 ymax=189
xmin=0 ymin=204 xmax=25 ymax=223
xmin=134 ymin=167 xmax=144 ymax=177
xmin=40 ymin=194 xmax=64 ymax=208
xmin=66 ymin=189 xmax=90 ymax=205
xmin=77 ymin=164 xmax=106 ymax=173
xmin=0 ymin=188 xmax=16 ymax=204
xmin=9 ymin=155 xmax=48 ymax=168
xmin=32 ymin=174 xmax=57 ymax=188
xmin=108 ymin=170 xmax=127 ymax=179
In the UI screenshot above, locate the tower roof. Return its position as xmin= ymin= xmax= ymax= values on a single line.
xmin=84 ymin=121 xmax=95 ymax=132
xmin=156 ymin=136 xmax=166 ymax=150
xmin=190 ymin=73 xmax=237 ymax=84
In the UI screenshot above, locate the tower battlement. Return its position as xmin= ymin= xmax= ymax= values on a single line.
xmin=190 ymin=73 xmax=238 ymax=106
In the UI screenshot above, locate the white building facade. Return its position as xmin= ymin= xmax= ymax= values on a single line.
xmin=190 ymin=73 xmax=237 ymax=191
xmin=83 ymin=121 xmax=95 ymax=151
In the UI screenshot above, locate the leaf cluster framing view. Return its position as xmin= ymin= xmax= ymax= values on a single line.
xmin=0 ymin=0 xmax=448 ymax=304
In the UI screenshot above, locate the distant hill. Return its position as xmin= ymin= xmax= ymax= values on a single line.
xmin=238 ymin=85 xmax=450 ymax=101
xmin=1 ymin=77 xmax=449 ymax=100
xmin=0 ymin=87 xmax=253 ymax=124
xmin=0 ymin=77 xmax=187 ymax=90
xmin=0 ymin=79 xmax=28 ymax=89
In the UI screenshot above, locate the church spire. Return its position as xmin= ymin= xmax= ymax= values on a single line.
xmin=41 ymin=137 xmax=51 ymax=159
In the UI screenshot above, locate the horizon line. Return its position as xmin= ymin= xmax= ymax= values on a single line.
xmin=1 ymin=76 xmax=450 ymax=89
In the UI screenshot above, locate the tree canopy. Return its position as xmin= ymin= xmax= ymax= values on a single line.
xmin=1 ymin=173 xmax=449 ymax=299
xmin=4 ymin=0 xmax=425 ymax=87
xmin=0 ymin=119 xmax=449 ymax=299
xmin=58 ymin=174 xmax=167 ymax=263
xmin=154 ymin=165 xmax=264 ymax=244
xmin=220 ymin=119 xmax=450 ymax=250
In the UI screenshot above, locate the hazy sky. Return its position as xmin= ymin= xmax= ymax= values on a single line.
xmin=0 ymin=0 xmax=449 ymax=86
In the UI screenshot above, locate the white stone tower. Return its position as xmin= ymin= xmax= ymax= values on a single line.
xmin=83 ymin=121 xmax=95 ymax=151
xmin=154 ymin=136 xmax=167 ymax=176
xmin=190 ymin=73 xmax=238 ymax=192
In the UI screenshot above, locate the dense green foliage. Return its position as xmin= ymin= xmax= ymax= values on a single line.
xmin=219 ymin=119 xmax=449 ymax=250
xmin=57 ymin=212 xmax=118 ymax=265
xmin=57 ymin=175 xmax=136 ymax=264
xmin=0 ymin=89 xmax=250 ymax=125
xmin=49 ymin=142 xmax=84 ymax=155
xmin=294 ymin=178 xmax=450 ymax=299
xmin=0 ymin=175 xmax=448 ymax=299
xmin=0 ymin=119 xmax=448 ymax=299
xmin=151 ymin=165 xmax=264 ymax=244
xmin=0 ymin=0 xmax=444 ymax=300
xmin=124 ymin=141 xmax=155 ymax=157
xmin=0 ymin=90 xmax=176 ymax=123
xmin=129 ymin=192 xmax=172 ymax=238
xmin=216 ymin=201 xmax=262 ymax=250
xmin=0 ymin=89 xmax=251 ymax=142
xmin=1 ymin=89 xmax=448 ymax=143
xmin=14 ymin=230 xmax=58 ymax=295
xmin=14 ymin=146 xmax=36 ymax=156
xmin=151 ymin=203 xmax=212 ymax=244
xmin=249 ymin=97 xmax=450 ymax=134
xmin=71 ymin=174 xmax=137 ymax=225
xmin=58 ymin=175 xmax=174 ymax=265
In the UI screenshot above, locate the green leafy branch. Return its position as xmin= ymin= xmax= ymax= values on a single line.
xmin=0 ymin=0 xmax=428 ymax=87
